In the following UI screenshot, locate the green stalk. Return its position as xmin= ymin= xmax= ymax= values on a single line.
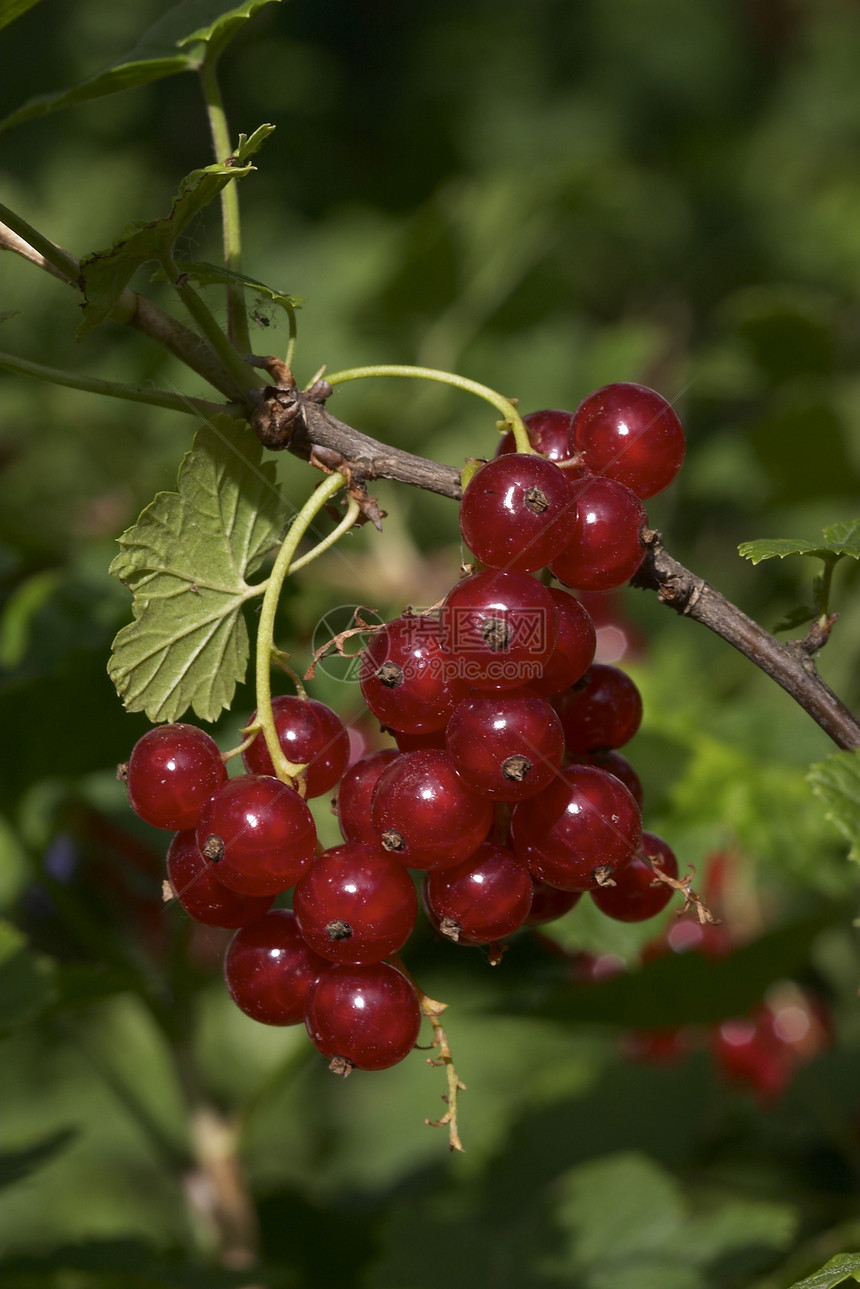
xmin=162 ymin=251 xmax=257 ymax=395
xmin=0 ymin=200 xmax=79 ymax=283
xmin=325 ymin=362 xmax=531 ymax=452
xmin=254 ymin=474 xmax=355 ymax=783
xmin=0 ymin=351 xmax=237 ymax=416
xmin=199 ymin=54 xmax=250 ymax=356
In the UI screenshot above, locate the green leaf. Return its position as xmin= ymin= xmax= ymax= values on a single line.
xmin=0 ymin=0 xmax=283 ymax=131
xmin=773 ymin=603 xmax=818 ymax=633
xmin=164 ymin=260 xmax=304 ymax=313
xmin=739 ymin=520 xmax=860 ymax=565
xmin=0 ymin=0 xmax=43 ymax=31
xmin=0 ymin=920 xmax=57 ymax=1032
xmin=108 ymin=415 xmax=285 ymax=724
xmin=495 ymin=912 xmax=837 ymax=1029
xmin=0 ymin=1239 xmax=293 ymax=1288
xmin=787 ymin=1252 xmax=860 ymax=1289
xmin=808 ymin=750 xmax=860 ymax=863
xmin=78 ymin=126 xmax=274 ymax=335
xmin=0 ymin=1129 xmax=76 ymax=1191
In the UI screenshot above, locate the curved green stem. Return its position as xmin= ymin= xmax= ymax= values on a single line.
xmin=0 ymin=351 xmax=237 ymax=416
xmin=325 ymin=363 xmax=531 ymax=453
xmin=0 ymin=201 xmax=79 ymax=283
xmin=161 ymin=251 xmax=259 ymax=396
xmin=199 ymin=55 xmax=250 ymax=356
xmin=255 ymin=474 xmax=357 ymax=784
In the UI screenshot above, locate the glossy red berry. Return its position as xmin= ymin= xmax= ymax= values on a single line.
xmin=525 ymin=878 xmax=582 ymax=925
xmin=510 ymin=764 xmax=641 ymax=891
xmin=125 ymin=723 xmax=227 ymax=831
xmin=530 ymin=589 xmax=597 ymax=697
xmin=549 ymin=477 xmax=647 ymax=592
xmin=497 ymin=409 xmax=585 ymax=470
xmin=242 ymin=696 xmax=350 ymax=797
xmin=423 ymin=842 xmax=533 ymax=944
xmin=196 ymin=774 xmax=316 ymax=897
xmin=166 ymin=830 xmax=274 ymax=928
xmin=305 ymin=961 xmax=422 ymax=1072
xmin=445 ymin=688 xmax=564 ymax=801
xmin=371 ymin=749 xmax=494 ymax=870
xmin=440 ymin=570 xmax=558 ymax=691
xmin=360 ymin=615 xmax=463 ymax=733
xmin=576 ymin=750 xmax=644 ymax=810
xmin=293 ymin=842 xmax=417 ymax=964
xmin=459 ymin=453 xmax=577 ymax=573
xmin=335 ymin=749 xmax=400 ymax=844
xmin=553 ymin=664 xmax=643 ymax=754
xmin=224 ymin=909 xmax=327 ymax=1025
xmin=591 ymin=831 xmax=678 ymax=922
xmin=572 ymin=382 xmax=685 ymax=499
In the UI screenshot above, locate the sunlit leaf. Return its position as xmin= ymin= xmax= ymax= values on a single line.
xmin=739 ymin=520 xmax=860 ymax=565
xmin=108 ymin=416 xmax=286 ymax=724
xmin=787 ymin=1252 xmax=860 ymax=1289
xmin=78 ymin=126 xmax=274 ymax=335
xmin=808 ymin=750 xmax=860 ymax=863
xmin=0 ymin=0 xmax=283 ymax=131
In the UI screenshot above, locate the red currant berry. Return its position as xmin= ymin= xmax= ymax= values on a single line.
xmin=712 ymin=1009 xmax=793 ymax=1103
xmin=510 ymin=764 xmax=641 ymax=891
xmin=242 ymin=696 xmax=350 ymax=797
xmin=445 ymin=688 xmax=564 ymax=801
xmin=553 ymin=664 xmax=643 ymax=754
xmin=390 ymin=727 xmax=447 ymax=751
xmin=125 ymin=723 xmax=227 ymax=830
xmin=293 ymin=842 xmax=417 ymax=964
xmin=360 ymin=614 xmax=463 ymax=733
xmin=305 ymin=962 xmax=422 ymax=1072
xmin=224 ymin=909 xmax=326 ymax=1025
xmin=459 ymin=453 xmax=576 ymax=573
xmin=591 ymin=831 xmax=678 ymax=922
xmin=497 ymin=409 xmax=585 ymax=470
xmin=370 ymin=749 xmax=494 ymax=870
xmin=530 ymin=589 xmax=596 ymax=697
xmin=572 ymin=382 xmax=685 ymax=499
xmin=525 ymin=878 xmax=582 ymax=925
xmin=549 ymin=477 xmax=647 ymax=592
xmin=196 ymin=774 xmax=316 ymax=897
xmin=575 ymin=750 xmax=644 ymax=810
xmin=440 ymin=570 xmax=558 ymax=691
xmin=166 ymin=830 xmax=274 ymax=928
xmin=335 ymin=749 xmax=400 ymax=844
xmin=423 ymin=842 xmax=533 ymax=944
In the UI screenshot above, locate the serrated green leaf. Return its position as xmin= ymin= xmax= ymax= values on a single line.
xmin=787 ymin=1252 xmax=860 ymax=1289
xmin=739 ymin=520 xmax=860 ymax=565
xmin=78 ymin=127 xmax=274 ymax=335
xmin=0 ymin=0 xmax=44 ymax=32
xmin=0 ymin=1 xmax=283 ymax=131
xmin=808 ymin=750 xmax=860 ymax=863
xmin=0 ymin=920 xmax=58 ymax=1032
xmin=108 ymin=415 xmax=286 ymax=724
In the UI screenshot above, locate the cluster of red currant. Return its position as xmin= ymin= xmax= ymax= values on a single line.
xmin=121 ymin=381 xmax=687 ymax=1083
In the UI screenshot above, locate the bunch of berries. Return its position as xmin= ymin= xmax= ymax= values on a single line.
xmin=121 ymin=382 xmax=686 ymax=1078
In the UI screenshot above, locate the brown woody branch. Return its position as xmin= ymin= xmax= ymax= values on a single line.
xmin=264 ymin=387 xmax=860 ymax=753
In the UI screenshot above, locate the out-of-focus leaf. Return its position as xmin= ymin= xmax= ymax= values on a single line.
xmin=0 ymin=1129 xmax=76 ymax=1191
xmin=808 ymin=750 xmax=860 ymax=863
xmin=787 ymin=1252 xmax=860 ymax=1289
xmin=0 ymin=1238 xmax=293 ymax=1287
xmin=0 ymin=1 xmax=283 ymax=131
xmin=495 ymin=912 xmax=836 ymax=1029
xmin=0 ymin=0 xmax=43 ymax=33
xmin=108 ymin=416 xmax=285 ymax=723
xmin=78 ymin=127 xmax=274 ymax=335
xmin=0 ymin=920 xmax=57 ymax=1031
xmin=772 ymin=604 xmax=818 ymax=633
xmin=739 ymin=521 xmax=860 ymax=565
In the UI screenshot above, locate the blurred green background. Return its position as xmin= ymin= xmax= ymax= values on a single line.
xmin=1 ymin=1 xmax=859 ymax=1286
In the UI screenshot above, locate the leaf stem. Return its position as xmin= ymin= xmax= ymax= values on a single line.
xmin=0 ymin=350 xmax=237 ymax=416
xmin=0 ymin=200 xmax=79 ymax=283
xmin=254 ymin=474 xmax=357 ymax=783
xmin=199 ymin=54 xmax=250 ymax=356
xmin=161 ymin=251 xmax=258 ymax=395
xmin=325 ymin=363 xmax=530 ymax=452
